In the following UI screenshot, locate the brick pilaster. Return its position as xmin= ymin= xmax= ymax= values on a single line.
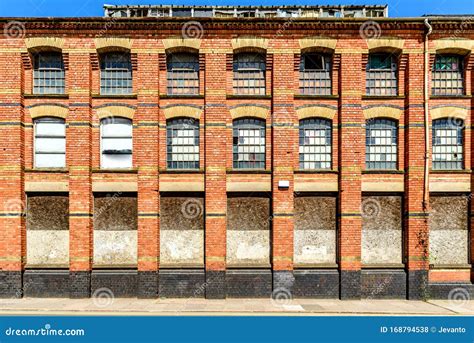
xmin=405 ymin=52 xmax=429 ymax=299
xmin=204 ymin=51 xmax=227 ymax=299
xmin=136 ymin=52 xmax=160 ymax=298
xmin=0 ymin=51 xmax=24 ymax=298
xmin=271 ymin=52 xmax=295 ymax=293
xmin=68 ymin=52 xmax=93 ymax=298
xmin=338 ymin=52 xmax=363 ymax=299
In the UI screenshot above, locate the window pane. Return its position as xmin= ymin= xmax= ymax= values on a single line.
xmin=167 ymin=53 xmax=199 ymax=95
xmin=35 ymin=154 xmax=65 ymax=168
xmin=33 ymin=52 xmax=65 ymax=95
xmin=232 ymin=118 xmax=265 ymax=169
xmin=166 ymin=118 xmax=199 ymax=169
xmin=102 ymin=154 xmax=132 ymax=169
xmin=35 ymin=138 xmax=66 ymax=153
xmin=365 ymin=118 xmax=397 ymax=170
xmin=432 ymin=55 xmax=464 ymax=96
xmin=100 ymin=52 xmax=132 ymax=95
xmin=101 ymin=118 xmax=133 ymax=169
xmin=300 ymin=53 xmax=332 ymax=95
xmin=299 ymin=118 xmax=332 ymax=170
xmin=35 ymin=122 xmax=65 ymax=136
xmin=432 ymin=118 xmax=463 ymax=170
xmin=233 ymin=53 xmax=266 ymax=95
xmin=366 ymin=54 xmax=397 ymax=96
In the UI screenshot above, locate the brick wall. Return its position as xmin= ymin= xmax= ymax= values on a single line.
xmin=0 ymin=17 xmax=473 ymax=299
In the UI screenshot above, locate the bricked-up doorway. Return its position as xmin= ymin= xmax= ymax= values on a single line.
xmin=159 ymin=193 xmax=205 ymax=298
xmin=92 ymin=192 xmax=138 ymax=297
xmin=226 ymin=193 xmax=272 ymax=297
xmin=24 ymin=193 xmax=69 ymax=297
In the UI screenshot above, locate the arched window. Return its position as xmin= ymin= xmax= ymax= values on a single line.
xmin=167 ymin=52 xmax=199 ymax=95
xmin=34 ymin=117 xmax=66 ymax=168
xmin=166 ymin=118 xmax=200 ymax=170
xmin=100 ymin=118 xmax=133 ymax=169
xmin=33 ymin=52 xmax=65 ymax=95
xmin=233 ymin=52 xmax=265 ymax=95
xmin=366 ymin=53 xmax=397 ymax=96
xmin=365 ymin=118 xmax=398 ymax=170
xmin=432 ymin=118 xmax=463 ymax=170
xmin=299 ymin=118 xmax=332 ymax=170
xmin=100 ymin=52 xmax=132 ymax=95
xmin=432 ymin=55 xmax=464 ymax=96
xmin=233 ymin=118 xmax=265 ymax=169
xmin=299 ymin=53 xmax=332 ymax=95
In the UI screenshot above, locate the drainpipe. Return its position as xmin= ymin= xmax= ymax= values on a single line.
xmin=423 ymin=18 xmax=432 ymax=210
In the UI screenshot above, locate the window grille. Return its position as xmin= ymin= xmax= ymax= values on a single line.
xmin=366 ymin=54 xmax=397 ymax=96
xmin=100 ymin=52 xmax=132 ymax=95
xmin=167 ymin=53 xmax=199 ymax=95
xmin=34 ymin=117 xmax=66 ymax=168
xmin=299 ymin=118 xmax=332 ymax=169
xmin=299 ymin=53 xmax=332 ymax=95
xmin=365 ymin=118 xmax=398 ymax=170
xmin=432 ymin=55 xmax=464 ymax=96
xmin=166 ymin=118 xmax=200 ymax=169
xmin=432 ymin=118 xmax=463 ymax=170
xmin=33 ymin=52 xmax=65 ymax=95
xmin=100 ymin=118 xmax=133 ymax=169
xmin=233 ymin=53 xmax=266 ymax=95
xmin=233 ymin=118 xmax=266 ymax=169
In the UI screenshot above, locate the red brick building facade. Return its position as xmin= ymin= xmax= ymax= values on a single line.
xmin=0 ymin=7 xmax=473 ymax=299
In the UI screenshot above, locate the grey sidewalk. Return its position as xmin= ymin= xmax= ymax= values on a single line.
xmin=0 ymin=298 xmax=473 ymax=316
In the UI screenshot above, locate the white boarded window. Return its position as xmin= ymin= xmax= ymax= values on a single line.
xmin=100 ymin=118 xmax=133 ymax=169
xmin=34 ymin=117 xmax=66 ymax=168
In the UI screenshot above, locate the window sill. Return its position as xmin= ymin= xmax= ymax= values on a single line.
xmin=227 ymin=169 xmax=272 ymax=174
xmin=429 ymin=264 xmax=472 ymax=270
xmin=362 ymin=95 xmax=405 ymax=100
xmin=92 ymin=94 xmax=137 ymax=99
xmin=25 ymin=168 xmax=69 ymax=173
xmin=160 ymin=94 xmax=204 ymax=99
xmin=294 ymin=263 xmax=339 ymax=269
xmin=294 ymin=94 xmax=339 ymax=100
xmin=92 ymin=168 xmax=138 ymax=174
xmin=159 ymin=168 xmax=204 ymax=174
xmin=24 ymin=94 xmax=69 ymax=99
xmin=362 ymin=263 xmax=405 ymax=269
xmin=226 ymin=94 xmax=272 ymax=100
xmin=294 ymin=169 xmax=339 ymax=174
xmin=430 ymin=169 xmax=471 ymax=174
xmin=430 ymin=95 xmax=471 ymax=99
xmin=362 ymin=170 xmax=404 ymax=174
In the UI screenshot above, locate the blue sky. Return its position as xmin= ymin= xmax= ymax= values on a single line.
xmin=0 ymin=0 xmax=472 ymax=17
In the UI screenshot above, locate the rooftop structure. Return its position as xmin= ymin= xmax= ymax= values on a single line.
xmin=103 ymin=4 xmax=388 ymax=19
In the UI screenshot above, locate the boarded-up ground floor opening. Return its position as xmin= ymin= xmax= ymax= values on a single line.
xmin=159 ymin=192 xmax=205 ymax=298
xmin=92 ymin=192 xmax=138 ymax=297
xmin=226 ymin=193 xmax=272 ymax=297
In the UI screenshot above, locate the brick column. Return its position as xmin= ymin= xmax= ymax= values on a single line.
xmin=68 ymin=52 xmax=93 ymax=298
xmin=136 ymin=52 xmax=160 ymax=298
xmin=405 ymin=52 xmax=429 ymax=299
xmin=338 ymin=52 xmax=363 ymax=299
xmin=204 ymin=51 xmax=227 ymax=299
xmin=271 ymin=52 xmax=295 ymax=294
xmin=0 ymin=51 xmax=24 ymax=298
